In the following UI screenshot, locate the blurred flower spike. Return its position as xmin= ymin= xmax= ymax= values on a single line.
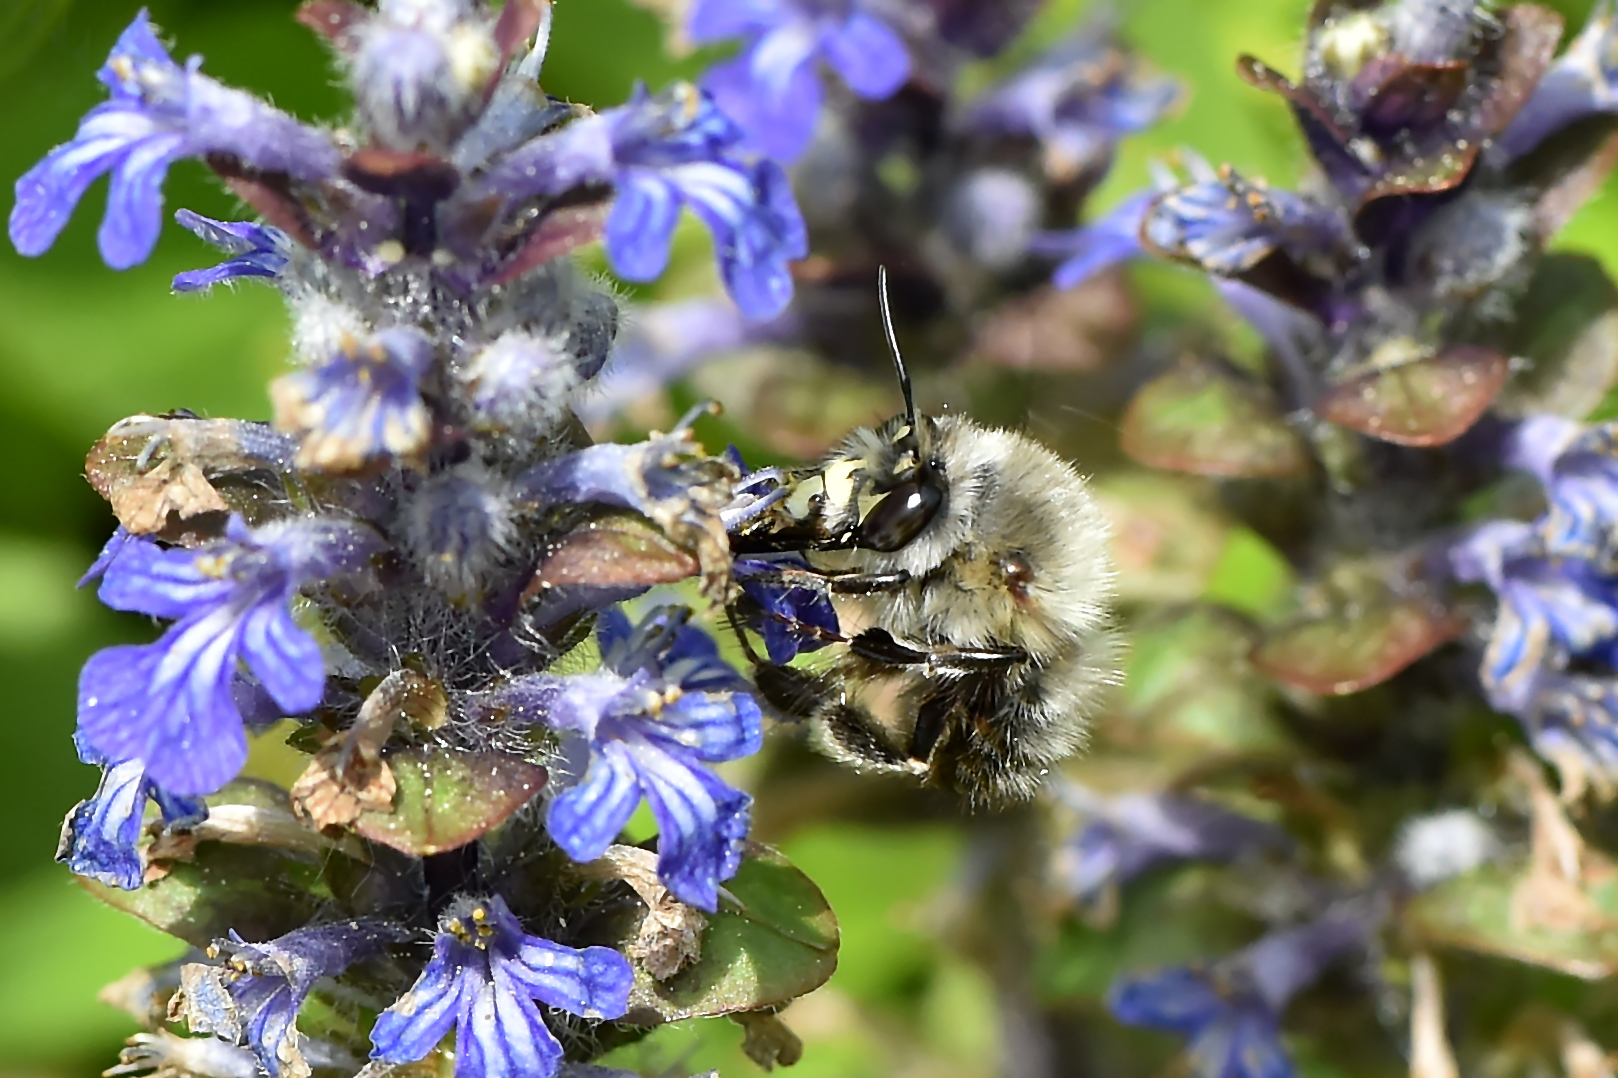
xmin=1454 ymin=419 xmax=1618 ymax=786
xmin=1046 ymin=0 xmax=1618 ymax=448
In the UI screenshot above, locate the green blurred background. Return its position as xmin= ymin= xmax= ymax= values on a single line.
xmin=0 ymin=0 xmax=1613 ymax=1074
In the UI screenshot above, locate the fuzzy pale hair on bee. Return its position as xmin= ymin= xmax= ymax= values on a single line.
xmin=730 ymin=268 xmax=1120 ymax=805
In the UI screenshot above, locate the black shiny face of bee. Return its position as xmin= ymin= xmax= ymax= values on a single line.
xmin=853 ymin=419 xmax=945 ymax=552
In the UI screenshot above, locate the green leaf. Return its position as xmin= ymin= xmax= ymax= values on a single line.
xmin=1500 ymin=253 xmax=1618 ymax=421
xmin=1405 ymin=862 xmax=1618 ymax=980
xmin=1316 ymin=345 xmax=1508 ymax=446
xmin=352 ymin=747 xmax=547 ymax=857
xmin=1093 ymin=473 xmax=1232 ymax=605
xmin=1104 ymin=605 xmax=1286 ymax=761
xmin=82 ymin=842 xmax=326 ymax=950
xmin=615 ymin=843 xmax=839 ymax=1023
xmin=1252 ymin=598 xmax=1465 ymax=696
xmin=1121 ymin=357 xmax=1310 ymax=477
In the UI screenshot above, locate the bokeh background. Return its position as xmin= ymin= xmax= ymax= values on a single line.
xmin=1 ymin=1 xmax=1614 ymax=1075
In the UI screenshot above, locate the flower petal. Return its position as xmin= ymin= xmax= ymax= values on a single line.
xmin=1108 ymin=967 xmax=1228 ymax=1034
xmin=458 ymin=965 xmax=564 ymax=1078
xmin=56 ymin=759 xmax=149 ymax=890
xmin=604 ymin=170 xmax=681 ymax=281
xmin=820 ymin=12 xmax=910 ymax=100
xmin=77 ymin=617 xmax=249 ymax=796
xmin=97 ymin=539 xmax=237 ymax=619
xmin=504 ymin=938 xmax=633 ymax=1019
xmin=370 ymin=947 xmax=468 ymax=1064
xmin=702 ymin=49 xmax=821 ymax=162
xmin=630 ymin=740 xmax=751 ymax=910
xmin=239 ymin=601 xmax=326 ymax=714
xmin=99 ymin=131 xmax=185 ymax=269
xmin=545 ymin=741 xmax=643 ymax=863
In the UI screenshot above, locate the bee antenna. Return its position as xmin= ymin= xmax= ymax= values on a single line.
xmin=877 ymin=266 xmax=917 ymax=430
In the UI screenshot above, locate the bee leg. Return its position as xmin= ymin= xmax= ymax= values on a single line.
xmin=813 ymin=698 xmax=919 ymax=772
xmin=736 ymin=566 xmax=910 ymax=596
xmin=847 ymin=629 xmax=1026 ymax=672
xmin=824 ymin=570 xmax=911 ymax=595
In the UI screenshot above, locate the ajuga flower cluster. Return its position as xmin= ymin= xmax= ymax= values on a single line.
xmin=17 ymin=0 xmax=1618 ymax=1075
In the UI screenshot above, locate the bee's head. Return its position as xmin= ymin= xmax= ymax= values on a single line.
xmin=848 ymin=267 xmax=947 ymax=553
xmin=849 ymin=412 xmax=945 ymax=552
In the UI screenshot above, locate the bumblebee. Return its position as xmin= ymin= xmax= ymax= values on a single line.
xmin=731 ymin=270 xmax=1119 ymax=804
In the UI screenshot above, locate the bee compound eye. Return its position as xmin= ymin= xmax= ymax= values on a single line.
xmin=856 ymin=477 xmax=943 ymax=552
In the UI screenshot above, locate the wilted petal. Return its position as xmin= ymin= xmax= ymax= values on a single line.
xmin=171 ymin=210 xmax=291 ymax=292
xmin=57 ymin=759 xmax=153 ymax=890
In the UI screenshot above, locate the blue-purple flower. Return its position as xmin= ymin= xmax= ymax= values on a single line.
xmin=603 ymin=86 xmax=807 ymax=320
xmin=1110 ymin=910 xmax=1369 ymax=1078
xmin=960 ymin=19 xmax=1181 ymax=180
xmin=369 ymin=895 xmax=632 ymax=1078
xmin=488 ymin=84 xmax=807 ymax=321
xmin=485 ymin=606 xmax=761 ymax=910
xmin=689 ymin=0 xmax=911 ymax=163
xmin=1451 ymin=522 xmax=1618 ymax=715
xmin=1497 ymin=1 xmax=1618 ymax=164
xmin=77 ymin=516 xmax=378 ymax=796
xmin=734 ymin=555 xmax=840 ymax=664
xmin=58 ymin=738 xmax=206 ymax=891
xmin=184 ymin=921 xmax=407 ymax=1078
xmin=171 ymin=210 xmax=292 ymax=293
xmin=1504 ymin=417 xmax=1618 ymax=564
xmin=1050 ymin=785 xmax=1290 ymax=907
xmin=271 ymin=326 xmax=436 ymax=473
xmin=1139 ymin=165 xmax=1357 ymax=278
xmin=1032 ymin=189 xmax=1155 ymax=291
xmin=8 ymin=10 xmax=337 ymax=269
